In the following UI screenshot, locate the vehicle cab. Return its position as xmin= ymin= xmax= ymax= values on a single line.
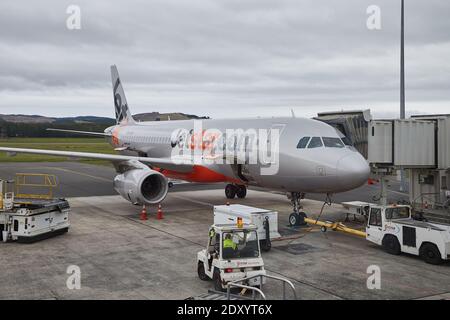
xmin=197 ymin=223 xmax=266 ymax=292
xmin=366 ymin=204 xmax=412 ymax=246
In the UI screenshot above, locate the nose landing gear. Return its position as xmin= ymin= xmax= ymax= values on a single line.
xmin=288 ymin=192 xmax=307 ymax=226
xmin=225 ymin=184 xmax=247 ymax=199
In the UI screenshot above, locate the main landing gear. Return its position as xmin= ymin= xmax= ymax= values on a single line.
xmin=225 ymin=184 xmax=247 ymax=199
xmin=288 ymin=192 xmax=308 ymax=226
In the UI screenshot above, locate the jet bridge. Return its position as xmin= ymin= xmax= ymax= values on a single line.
xmin=315 ymin=110 xmax=450 ymax=223
xmin=315 ymin=109 xmax=371 ymax=159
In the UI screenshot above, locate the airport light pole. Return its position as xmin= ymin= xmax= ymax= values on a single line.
xmin=400 ymin=0 xmax=405 ymax=119
xmin=399 ymin=0 xmax=407 ymax=192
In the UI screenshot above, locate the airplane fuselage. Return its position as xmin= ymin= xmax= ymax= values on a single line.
xmin=105 ymin=117 xmax=370 ymax=194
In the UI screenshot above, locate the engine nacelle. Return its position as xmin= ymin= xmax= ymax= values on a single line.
xmin=113 ymin=168 xmax=169 ymax=205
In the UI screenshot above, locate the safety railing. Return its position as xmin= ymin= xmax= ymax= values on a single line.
xmin=226 ymin=283 xmax=266 ymax=300
xmin=409 ymin=192 xmax=450 ymax=215
xmin=15 ymin=173 xmax=58 ymax=200
xmin=226 ymin=274 xmax=297 ymax=300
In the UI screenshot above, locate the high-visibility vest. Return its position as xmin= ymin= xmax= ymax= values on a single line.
xmin=223 ymin=238 xmax=236 ymax=250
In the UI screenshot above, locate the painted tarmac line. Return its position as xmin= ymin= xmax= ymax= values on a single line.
xmin=26 ymin=166 xmax=112 ymax=182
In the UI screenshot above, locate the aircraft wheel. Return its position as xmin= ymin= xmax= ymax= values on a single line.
xmin=225 ymin=184 xmax=237 ymax=199
xmin=236 ymin=185 xmax=247 ymax=198
xmin=289 ymin=212 xmax=300 ymax=226
xmin=289 ymin=212 xmax=307 ymax=226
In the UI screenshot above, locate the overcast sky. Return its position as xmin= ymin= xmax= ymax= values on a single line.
xmin=0 ymin=0 xmax=449 ymax=119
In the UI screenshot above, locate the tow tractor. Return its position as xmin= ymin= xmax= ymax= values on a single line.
xmin=307 ymin=202 xmax=450 ymax=264
xmin=365 ymin=203 xmax=450 ymax=264
xmin=197 ymin=221 xmax=266 ymax=292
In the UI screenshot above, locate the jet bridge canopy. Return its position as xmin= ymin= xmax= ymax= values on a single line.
xmin=315 ymin=109 xmax=371 ymax=159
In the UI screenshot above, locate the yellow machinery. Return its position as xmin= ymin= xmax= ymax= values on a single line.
xmin=304 ymin=217 xmax=367 ymax=238
xmin=14 ymin=173 xmax=58 ymax=201
xmin=1 ymin=173 xmax=58 ymax=208
xmin=0 ymin=173 xmax=69 ymax=243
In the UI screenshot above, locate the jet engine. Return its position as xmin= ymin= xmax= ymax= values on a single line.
xmin=113 ymin=168 xmax=169 ymax=205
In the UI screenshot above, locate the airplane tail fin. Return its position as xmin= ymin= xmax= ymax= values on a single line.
xmin=111 ymin=65 xmax=136 ymax=125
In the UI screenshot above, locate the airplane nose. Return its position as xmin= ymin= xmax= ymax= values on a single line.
xmin=336 ymin=153 xmax=370 ymax=190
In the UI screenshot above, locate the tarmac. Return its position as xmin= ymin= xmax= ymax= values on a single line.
xmin=0 ymin=162 xmax=409 ymax=203
xmin=1 ymin=187 xmax=449 ymax=300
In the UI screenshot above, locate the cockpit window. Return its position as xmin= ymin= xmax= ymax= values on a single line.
xmin=307 ymin=137 xmax=323 ymax=148
xmin=341 ymin=136 xmax=352 ymax=146
xmin=297 ymin=137 xmax=310 ymax=149
xmin=322 ymin=137 xmax=345 ymax=148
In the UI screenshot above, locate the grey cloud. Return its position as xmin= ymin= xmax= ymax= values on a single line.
xmin=0 ymin=0 xmax=449 ymax=119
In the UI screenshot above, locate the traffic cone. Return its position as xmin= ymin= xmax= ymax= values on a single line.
xmin=157 ymin=203 xmax=164 ymax=220
xmin=140 ymin=205 xmax=148 ymax=221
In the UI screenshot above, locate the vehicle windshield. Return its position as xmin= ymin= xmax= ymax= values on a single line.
xmin=385 ymin=207 xmax=410 ymax=220
xmin=222 ymin=230 xmax=259 ymax=259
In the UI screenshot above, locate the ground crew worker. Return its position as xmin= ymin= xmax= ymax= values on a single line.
xmin=223 ymin=233 xmax=237 ymax=250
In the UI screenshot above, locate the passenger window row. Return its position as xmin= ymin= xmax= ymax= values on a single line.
xmin=296 ymin=136 xmax=345 ymax=149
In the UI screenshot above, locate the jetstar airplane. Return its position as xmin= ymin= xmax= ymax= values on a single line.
xmin=0 ymin=66 xmax=370 ymax=226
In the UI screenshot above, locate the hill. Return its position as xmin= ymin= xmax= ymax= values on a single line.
xmin=0 ymin=112 xmax=209 ymax=137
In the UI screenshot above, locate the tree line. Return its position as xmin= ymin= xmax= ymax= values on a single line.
xmin=0 ymin=120 xmax=115 ymax=138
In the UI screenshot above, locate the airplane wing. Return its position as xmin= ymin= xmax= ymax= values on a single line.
xmin=46 ymin=128 xmax=111 ymax=136
xmin=0 ymin=147 xmax=194 ymax=173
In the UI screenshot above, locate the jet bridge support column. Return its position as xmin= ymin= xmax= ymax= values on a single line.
xmin=379 ymin=176 xmax=389 ymax=206
xmin=371 ymin=167 xmax=394 ymax=206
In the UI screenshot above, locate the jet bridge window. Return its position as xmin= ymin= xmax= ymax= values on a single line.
xmin=307 ymin=137 xmax=323 ymax=148
xmin=322 ymin=137 xmax=345 ymax=148
xmin=296 ymin=137 xmax=310 ymax=149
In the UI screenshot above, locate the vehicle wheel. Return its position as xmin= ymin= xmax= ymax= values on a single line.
xmin=236 ymin=185 xmax=247 ymax=198
xmin=197 ymin=262 xmax=209 ymax=281
xmin=213 ymin=269 xmax=225 ymax=292
xmin=382 ymin=235 xmax=401 ymax=255
xmin=420 ymin=243 xmax=443 ymax=265
xmin=321 ymin=226 xmax=327 ymax=233
xmin=260 ymin=239 xmax=271 ymax=252
xmin=225 ymin=184 xmax=236 ymax=199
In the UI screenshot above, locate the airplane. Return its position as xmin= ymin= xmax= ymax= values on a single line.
xmin=0 ymin=65 xmax=370 ymax=226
